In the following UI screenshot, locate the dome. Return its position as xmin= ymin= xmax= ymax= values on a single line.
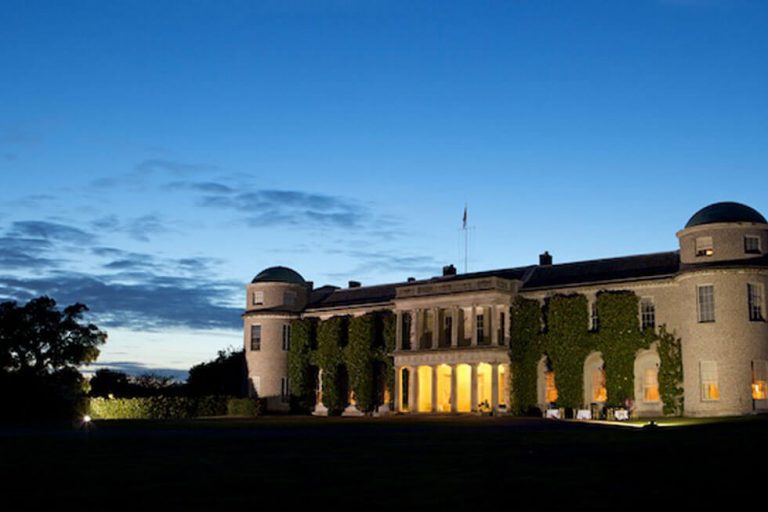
xmin=685 ymin=202 xmax=767 ymax=228
xmin=251 ymin=266 xmax=306 ymax=285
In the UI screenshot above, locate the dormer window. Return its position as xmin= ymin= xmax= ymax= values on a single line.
xmin=252 ymin=291 xmax=264 ymax=305
xmin=695 ymin=236 xmax=714 ymax=257
xmin=745 ymin=235 xmax=761 ymax=255
xmin=284 ymin=290 xmax=296 ymax=306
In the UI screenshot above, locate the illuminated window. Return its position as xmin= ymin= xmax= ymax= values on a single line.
xmin=752 ymin=360 xmax=768 ymax=400
xmin=643 ymin=367 xmax=660 ymax=402
xmin=697 ymin=285 xmax=715 ymax=323
xmin=592 ymin=368 xmax=607 ymax=403
xmin=695 ymin=236 xmax=714 ymax=257
xmin=700 ymin=361 xmax=720 ymax=401
xmin=640 ymin=298 xmax=655 ymax=330
xmin=745 ymin=235 xmax=762 ymax=255
xmin=282 ymin=324 xmax=291 ymax=351
xmin=545 ymin=371 xmax=558 ymax=403
xmin=252 ymin=291 xmax=264 ymax=305
xmin=250 ymin=325 xmax=261 ymax=351
xmin=748 ymin=283 xmax=764 ymax=321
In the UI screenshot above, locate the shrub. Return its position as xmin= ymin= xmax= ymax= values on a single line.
xmin=227 ymin=398 xmax=261 ymax=417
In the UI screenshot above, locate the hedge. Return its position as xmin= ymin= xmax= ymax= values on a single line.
xmin=88 ymin=396 xmax=261 ymax=419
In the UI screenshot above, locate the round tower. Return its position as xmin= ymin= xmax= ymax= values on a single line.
xmin=243 ymin=266 xmax=309 ymax=412
xmin=675 ymin=202 xmax=768 ymax=416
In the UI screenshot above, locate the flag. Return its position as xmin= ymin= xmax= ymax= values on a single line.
xmin=462 ymin=204 xmax=467 ymax=229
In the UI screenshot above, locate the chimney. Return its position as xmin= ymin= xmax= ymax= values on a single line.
xmin=348 ymin=280 xmax=361 ymax=288
xmin=407 ymin=277 xmax=416 ymax=283
xmin=539 ymin=251 xmax=553 ymax=266
xmin=442 ymin=264 xmax=457 ymax=276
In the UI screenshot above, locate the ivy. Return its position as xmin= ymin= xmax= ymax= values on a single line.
xmin=346 ymin=315 xmax=375 ymax=412
xmin=379 ymin=311 xmax=396 ymax=406
xmin=288 ymin=318 xmax=316 ymax=410
xmin=314 ymin=316 xmax=347 ymax=414
xmin=510 ymin=296 xmax=542 ymax=415
xmin=545 ymin=294 xmax=591 ymax=409
xmin=657 ymin=325 xmax=684 ymax=415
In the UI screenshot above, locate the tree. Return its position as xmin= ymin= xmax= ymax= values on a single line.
xmin=0 ymin=296 xmax=107 ymax=420
xmin=89 ymin=369 xmax=132 ymax=397
xmin=186 ymin=348 xmax=247 ymax=397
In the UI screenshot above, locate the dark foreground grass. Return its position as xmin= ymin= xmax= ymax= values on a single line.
xmin=0 ymin=414 xmax=764 ymax=509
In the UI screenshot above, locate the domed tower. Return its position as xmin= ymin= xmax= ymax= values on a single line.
xmin=243 ymin=266 xmax=309 ymax=411
xmin=675 ymin=202 xmax=768 ymax=416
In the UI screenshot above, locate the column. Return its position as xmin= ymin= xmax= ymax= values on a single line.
xmin=432 ymin=365 xmax=439 ymax=412
xmin=410 ymin=366 xmax=418 ymax=413
xmin=450 ymin=364 xmax=458 ymax=413
xmin=451 ymin=307 xmax=459 ymax=348
xmin=432 ymin=308 xmax=440 ymax=349
xmin=491 ymin=306 xmax=499 ymax=346
xmin=394 ymin=366 xmax=402 ymax=412
xmin=470 ymin=305 xmax=478 ymax=346
xmin=491 ymin=363 xmax=499 ymax=411
xmin=395 ymin=311 xmax=403 ymax=351
xmin=471 ymin=363 xmax=479 ymax=412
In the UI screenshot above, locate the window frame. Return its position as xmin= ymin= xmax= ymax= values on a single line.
xmin=282 ymin=323 xmax=291 ymax=351
xmin=695 ymin=236 xmax=714 ymax=257
xmin=252 ymin=290 xmax=264 ymax=306
xmin=250 ymin=324 xmax=262 ymax=351
xmin=700 ymin=360 xmax=720 ymax=402
xmin=640 ymin=297 xmax=656 ymax=331
xmin=745 ymin=235 xmax=762 ymax=255
xmin=748 ymin=283 xmax=765 ymax=322
xmin=697 ymin=284 xmax=715 ymax=323
xmin=642 ymin=366 xmax=661 ymax=403
xmin=752 ymin=360 xmax=768 ymax=401
xmin=475 ymin=312 xmax=485 ymax=343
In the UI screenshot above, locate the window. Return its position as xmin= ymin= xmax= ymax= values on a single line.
xmin=282 ymin=324 xmax=291 ymax=351
xmin=252 ymin=291 xmax=264 ymax=306
xmin=498 ymin=312 xmax=506 ymax=345
xmin=752 ymin=360 xmax=768 ymax=400
xmin=284 ymin=290 xmax=296 ymax=306
xmin=695 ymin=236 xmax=714 ymax=257
xmin=590 ymin=301 xmax=599 ymax=331
xmin=748 ymin=283 xmax=764 ymax=321
xmin=545 ymin=371 xmax=558 ymax=403
xmin=697 ymin=285 xmax=715 ymax=323
xmin=592 ymin=368 xmax=607 ymax=403
xmin=640 ymin=298 xmax=656 ymax=330
xmin=250 ymin=324 xmax=261 ymax=351
xmin=401 ymin=313 xmax=412 ymax=350
xmin=476 ymin=313 xmax=485 ymax=342
xmin=745 ymin=235 xmax=762 ymax=255
xmin=643 ymin=367 xmax=660 ymax=402
xmin=700 ymin=361 xmax=720 ymax=401
xmin=444 ymin=315 xmax=453 ymax=345
xmin=281 ymin=377 xmax=290 ymax=402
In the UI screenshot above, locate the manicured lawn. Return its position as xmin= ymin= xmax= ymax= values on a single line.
xmin=0 ymin=414 xmax=764 ymax=508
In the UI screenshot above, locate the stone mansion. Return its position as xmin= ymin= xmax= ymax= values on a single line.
xmin=243 ymin=202 xmax=768 ymax=417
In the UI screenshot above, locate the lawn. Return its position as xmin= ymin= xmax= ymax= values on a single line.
xmin=0 ymin=414 xmax=764 ymax=508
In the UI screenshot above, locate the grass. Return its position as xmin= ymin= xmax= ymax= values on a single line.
xmin=1 ymin=414 xmax=765 ymax=508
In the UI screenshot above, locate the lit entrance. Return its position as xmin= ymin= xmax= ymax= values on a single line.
xmin=477 ymin=363 xmax=492 ymax=407
xmin=456 ymin=364 xmax=472 ymax=412
xmin=436 ymin=365 xmax=452 ymax=412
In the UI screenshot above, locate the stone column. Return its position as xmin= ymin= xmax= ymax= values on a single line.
xmin=411 ymin=366 xmax=419 ymax=413
xmin=491 ymin=306 xmax=499 ymax=346
xmin=470 ymin=305 xmax=478 ymax=347
xmin=432 ymin=308 xmax=440 ymax=349
xmin=451 ymin=307 xmax=459 ymax=348
xmin=395 ymin=311 xmax=403 ymax=351
xmin=432 ymin=365 xmax=439 ymax=412
xmin=450 ymin=364 xmax=458 ymax=413
xmin=491 ymin=363 xmax=499 ymax=411
xmin=471 ymin=363 xmax=479 ymax=412
xmin=394 ymin=366 xmax=402 ymax=412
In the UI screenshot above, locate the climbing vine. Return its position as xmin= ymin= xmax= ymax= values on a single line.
xmin=509 ymin=296 xmax=542 ymax=415
xmin=657 ymin=325 xmax=684 ymax=415
xmin=346 ymin=315 xmax=375 ymax=412
xmin=288 ymin=317 xmax=317 ymax=411
xmin=314 ymin=316 xmax=347 ymax=414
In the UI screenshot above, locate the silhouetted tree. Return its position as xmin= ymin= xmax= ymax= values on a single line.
xmin=0 ymin=296 xmax=107 ymax=420
xmin=186 ymin=348 xmax=247 ymax=397
xmin=89 ymin=369 xmax=132 ymax=397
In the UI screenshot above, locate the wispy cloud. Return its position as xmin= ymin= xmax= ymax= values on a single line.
xmin=135 ymin=159 xmax=218 ymax=175
xmin=91 ymin=214 xmax=169 ymax=242
xmin=9 ymin=220 xmax=94 ymax=244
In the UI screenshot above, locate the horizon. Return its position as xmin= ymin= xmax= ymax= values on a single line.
xmin=2 ymin=0 xmax=767 ymax=379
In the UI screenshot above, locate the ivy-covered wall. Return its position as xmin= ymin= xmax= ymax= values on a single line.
xmin=288 ymin=311 xmax=395 ymax=415
xmin=509 ymin=290 xmax=683 ymax=415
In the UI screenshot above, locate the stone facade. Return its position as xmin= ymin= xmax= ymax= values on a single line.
xmin=244 ymin=202 xmax=768 ymax=417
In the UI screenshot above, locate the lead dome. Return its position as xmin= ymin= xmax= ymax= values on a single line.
xmin=685 ymin=202 xmax=767 ymax=228
xmin=251 ymin=266 xmax=306 ymax=285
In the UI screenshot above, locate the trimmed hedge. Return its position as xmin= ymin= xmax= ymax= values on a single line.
xmin=89 ymin=396 xmax=261 ymax=419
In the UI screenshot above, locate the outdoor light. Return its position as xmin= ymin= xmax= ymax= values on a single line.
xmin=83 ymin=415 xmax=92 ymax=424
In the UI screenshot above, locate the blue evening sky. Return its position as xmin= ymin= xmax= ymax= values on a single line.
xmin=1 ymin=0 xmax=767 ymax=378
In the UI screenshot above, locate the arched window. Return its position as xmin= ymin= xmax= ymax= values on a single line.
xmin=537 ymin=356 xmax=558 ymax=407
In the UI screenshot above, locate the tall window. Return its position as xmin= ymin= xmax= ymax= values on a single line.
xmin=745 ymin=235 xmax=762 ymax=255
xmin=545 ymin=371 xmax=558 ymax=403
xmin=695 ymin=236 xmax=714 ymax=257
xmin=592 ymin=368 xmax=607 ymax=403
xmin=498 ymin=312 xmax=506 ymax=345
xmin=250 ymin=325 xmax=261 ymax=351
xmin=697 ymin=285 xmax=715 ymax=323
xmin=281 ymin=377 xmax=290 ymax=402
xmin=401 ymin=313 xmax=412 ymax=350
xmin=752 ymin=360 xmax=768 ymax=400
xmin=444 ymin=315 xmax=453 ymax=345
xmin=643 ymin=367 xmax=660 ymax=402
xmin=282 ymin=324 xmax=291 ymax=351
xmin=590 ymin=301 xmax=599 ymax=331
xmin=700 ymin=361 xmax=720 ymax=401
xmin=748 ymin=283 xmax=764 ymax=321
xmin=476 ymin=313 xmax=485 ymax=343
xmin=252 ymin=291 xmax=264 ymax=305
xmin=640 ymin=298 xmax=656 ymax=330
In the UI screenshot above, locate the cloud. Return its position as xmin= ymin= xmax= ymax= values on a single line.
xmin=324 ymin=250 xmax=442 ymax=280
xmin=91 ymin=214 xmax=169 ymax=242
xmin=9 ymin=220 xmax=94 ymax=244
xmin=85 ymin=361 xmax=189 ymax=380
xmin=163 ymin=181 xmax=236 ymax=194
xmin=0 ymin=236 xmax=57 ymax=269
xmin=135 ymin=159 xmax=218 ymax=175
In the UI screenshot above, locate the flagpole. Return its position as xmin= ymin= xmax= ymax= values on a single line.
xmin=463 ymin=204 xmax=468 ymax=273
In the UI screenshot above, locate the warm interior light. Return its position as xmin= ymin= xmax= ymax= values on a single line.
xmin=456 ymin=364 xmax=471 ymax=412
xmin=546 ymin=371 xmax=558 ymax=403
